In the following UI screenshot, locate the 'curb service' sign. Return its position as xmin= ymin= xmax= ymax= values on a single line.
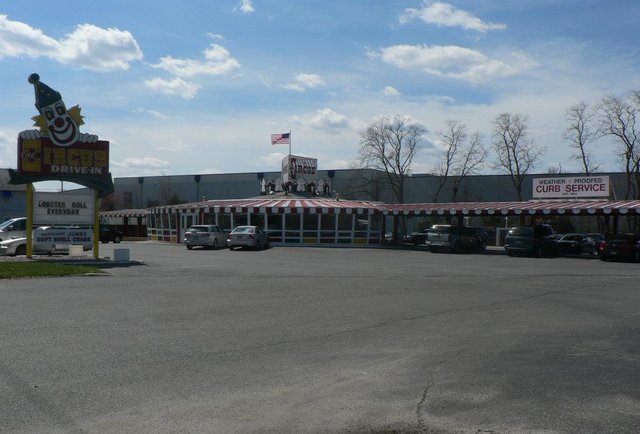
xmin=533 ymin=176 xmax=610 ymax=199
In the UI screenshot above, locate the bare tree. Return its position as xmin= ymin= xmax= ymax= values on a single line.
xmin=357 ymin=115 xmax=426 ymax=204
xmin=432 ymin=120 xmax=464 ymax=202
xmin=598 ymin=92 xmax=640 ymax=199
xmin=547 ymin=162 xmax=564 ymax=174
xmin=432 ymin=120 xmax=487 ymax=202
xmin=492 ymin=112 xmax=545 ymax=201
xmin=564 ymin=101 xmax=599 ymax=174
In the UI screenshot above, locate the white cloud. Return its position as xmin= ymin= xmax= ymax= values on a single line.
xmin=0 ymin=15 xmax=142 ymax=71
xmin=158 ymin=140 xmax=191 ymax=152
xmin=383 ymin=86 xmax=401 ymax=97
xmin=200 ymin=168 xmax=224 ymax=174
xmin=0 ymin=129 xmax=11 ymax=167
xmin=132 ymin=107 xmax=170 ymax=119
xmin=144 ymin=77 xmax=201 ymax=99
xmin=259 ymin=152 xmax=288 ymax=167
xmin=371 ymin=44 xmax=534 ymax=84
xmin=292 ymin=108 xmax=351 ymax=132
xmin=400 ymin=1 xmax=506 ymax=33
xmin=235 ymin=0 xmax=255 ymax=14
xmin=112 ymin=157 xmax=170 ymax=170
xmin=283 ymin=73 xmax=326 ymax=92
xmin=151 ymin=44 xmax=240 ymax=78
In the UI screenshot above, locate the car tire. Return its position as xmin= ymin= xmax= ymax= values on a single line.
xmin=536 ymin=246 xmax=543 ymax=258
xmin=113 ymin=235 xmax=121 ymax=243
xmin=15 ymin=244 xmax=26 ymax=256
xmin=635 ymin=249 xmax=640 ymax=263
xmin=229 ymin=246 xmax=235 ymax=251
xmin=213 ymin=239 xmax=218 ymax=249
xmin=186 ymin=245 xmax=193 ymax=250
xmin=452 ymin=241 xmax=461 ymax=254
xmin=600 ymin=254 xmax=608 ymax=262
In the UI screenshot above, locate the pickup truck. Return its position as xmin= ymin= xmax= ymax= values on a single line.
xmin=0 ymin=226 xmax=93 ymax=256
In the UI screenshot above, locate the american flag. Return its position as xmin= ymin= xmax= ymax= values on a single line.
xmin=271 ymin=133 xmax=290 ymax=145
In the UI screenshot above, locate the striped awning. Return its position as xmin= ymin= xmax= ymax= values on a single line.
xmin=100 ymin=208 xmax=149 ymax=218
xmin=383 ymin=200 xmax=640 ymax=216
xmin=156 ymin=197 xmax=386 ymax=215
xmin=107 ymin=198 xmax=640 ymax=217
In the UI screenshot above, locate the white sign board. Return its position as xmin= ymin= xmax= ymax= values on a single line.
xmin=282 ymin=155 xmax=317 ymax=184
xmin=33 ymin=227 xmax=93 ymax=247
xmin=532 ymin=176 xmax=610 ymax=199
xmin=33 ymin=191 xmax=95 ymax=225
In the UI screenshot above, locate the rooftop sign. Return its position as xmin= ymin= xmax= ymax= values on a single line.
xmin=533 ymin=176 xmax=610 ymax=199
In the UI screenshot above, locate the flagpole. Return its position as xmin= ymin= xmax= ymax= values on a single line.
xmin=288 ymin=129 xmax=292 ymax=160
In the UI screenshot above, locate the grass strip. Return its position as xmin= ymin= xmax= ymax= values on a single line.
xmin=0 ymin=262 xmax=104 ymax=279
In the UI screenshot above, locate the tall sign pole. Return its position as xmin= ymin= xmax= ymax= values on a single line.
xmin=26 ymin=183 xmax=34 ymax=258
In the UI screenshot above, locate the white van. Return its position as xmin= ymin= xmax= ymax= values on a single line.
xmin=0 ymin=226 xmax=93 ymax=256
xmin=0 ymin=217 xmax=27 ymax=241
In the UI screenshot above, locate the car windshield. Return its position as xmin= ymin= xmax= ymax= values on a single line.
xmin=188 ymin=226 xmax=209 ymax=232
xmin=433 ymin=226 xmax=453 ymax=234
xmin=0 ymin=219 xmax=18 ymax=231
xmin=509 ymin=227 xmax=532 ymax=236
xmin=232 ymin=226 xmax=254 ymax=233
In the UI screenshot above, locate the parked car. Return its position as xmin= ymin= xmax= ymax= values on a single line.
xmin=404 ymin=230 xmax=434 ymax=246
xmin=0 ymin=217 xmax=27 ymax=241
xmin=427 ymin=225 xmax=487 ymax=253
xmin=0 ymin=226 xmax=93 ymax=256
xmin=99 ymin=225 xmax=123 ymax=243
xmin=599 ymin=233 xmax=640 ymax=262
xmin=184 ymin=225 xmax=228 ymax=250
xmin=556 ymin=233 xmax=599 ymax=256
xmin=504 ymin=224 xmax=558 ymax=257
xmin=227 ymin=225 xmax=270 ymax=250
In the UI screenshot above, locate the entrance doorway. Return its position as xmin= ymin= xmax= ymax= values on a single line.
xmin=180 ymin=213 xmax=199 ymax=241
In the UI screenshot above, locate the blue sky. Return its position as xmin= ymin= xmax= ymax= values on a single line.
xmin=1 ymin=0 xmax=639 ymax=186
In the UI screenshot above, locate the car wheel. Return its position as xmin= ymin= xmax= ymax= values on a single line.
xmin=635 ymin=249 xmax=640 ymax=263
xmin=265 ymin=240 xmax=270 ymax=249
xmin=113 ymin=235 xmax=121 ymax=243
xmin=452 ymin=241 xmax=461 ymax=254
xmin=600 ymin=254 xmax=608 ymax=262
xmin=229 ymin=246 xmax=235 ymax=251
xmin=536 ymin=246 xmax=543 ymax=257
xmin=186 ymin=245 xmax=193 ymax=250
xmin=213 ymin=239 xmax=218 ymax=249
xmin=15 ymin=244 xmax=26 ymax=256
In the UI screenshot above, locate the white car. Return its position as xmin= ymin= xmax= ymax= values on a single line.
xmin=227 ymin=226 xmax=270 ymax=250
xmin=0 ymin=217 xmax=27 ymax=241
xmin=0 ymin=226 xmax=93 ymax=256
xmin=184 ymin=225 xmax=228 ymax=250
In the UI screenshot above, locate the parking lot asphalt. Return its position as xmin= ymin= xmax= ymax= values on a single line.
xmin=1 ymin=241 xmax=640 ymax=433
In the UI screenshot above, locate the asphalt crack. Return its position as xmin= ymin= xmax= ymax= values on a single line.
xmin=416 ymin=350 xmax=462 ymax=429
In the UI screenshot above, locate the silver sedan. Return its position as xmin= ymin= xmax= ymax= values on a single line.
xmin=227 ymin=226 xmax=270 ymax=250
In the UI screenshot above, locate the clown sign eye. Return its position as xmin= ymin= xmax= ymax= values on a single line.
xmin=55 ymin=103 xmax=66 ymax=115
xmin=45 ymin=108 xmax=55 ymax=120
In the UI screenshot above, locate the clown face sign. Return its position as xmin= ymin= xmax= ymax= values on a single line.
xmin=28 ymin=73 xmax=80 ymax=147
xmin=10 ymin=73 xmax=113 ymax=196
